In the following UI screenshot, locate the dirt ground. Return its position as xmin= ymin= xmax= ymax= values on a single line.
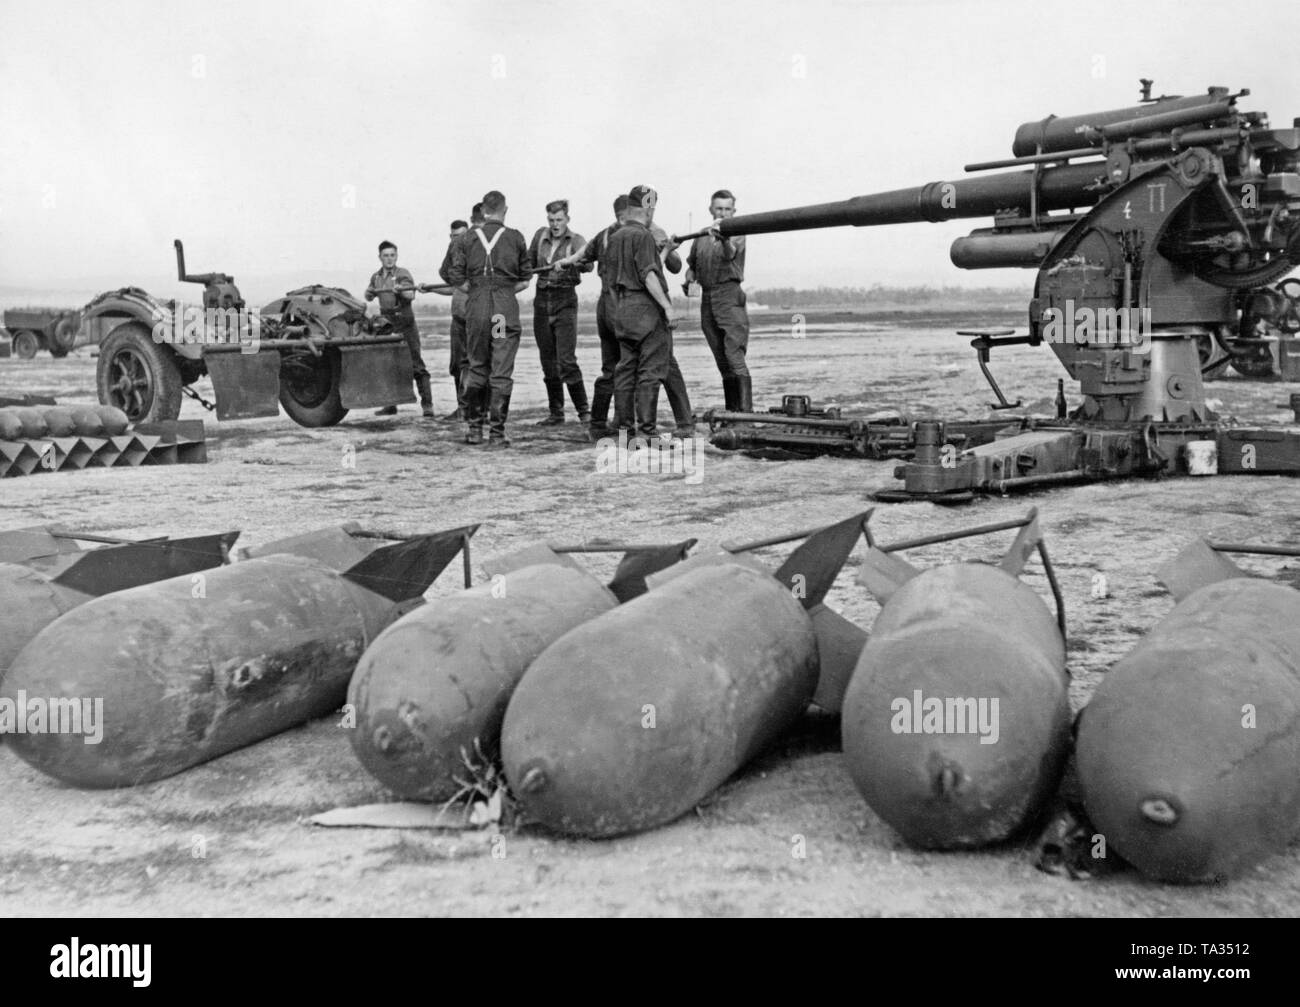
xmin=1 ymin=309 xmax=1298 ymax=917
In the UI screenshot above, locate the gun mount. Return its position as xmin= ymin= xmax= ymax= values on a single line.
xmin=692 ymin=83 xmax=1300 ymax=497
xmin=690 ymin=84 xmax=1300 ymax=423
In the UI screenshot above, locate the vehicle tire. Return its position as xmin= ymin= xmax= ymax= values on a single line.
xmin=278 ymin=348 xmax=348 ymax=427
xmin=96 ymin=323 xmax=183 ymax=422
xmin=13 ymin=330 xmax=39 ymax=359
xmin=49 ymin=315 xmax=78 ymax=357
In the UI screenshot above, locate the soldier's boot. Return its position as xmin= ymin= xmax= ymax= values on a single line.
xmin=417 ymin=375 xmax=435 ymax=418
xmin=567 ymin=380 xmax=591 ymax=425
xmin=464 ymin=386 xmax=486 ymax=445
xmin=635 ymin=384 xmax=661 ymax=441
xmin=536 ymin=379 xmax=566 ymax=425
xmin=589 ymin=388 xmax=613 ymax=436
xmin=734 ymin=375 xmax=753 ymax=414
xmin=444 ymin=371 xmax=468 ymax=420
xmin=375 ymin=404 xmax=398 ymax=416
xmin=487 ymin=389 xmax=512 ymax=448
xmin=613 ymin=386 xmax=636 ymax=440
xmin=721 ymin=376 xmax=738 ymax=412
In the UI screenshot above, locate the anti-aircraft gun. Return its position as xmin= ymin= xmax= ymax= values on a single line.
xmin=685 ymin=82 xmax=1300 ymax=496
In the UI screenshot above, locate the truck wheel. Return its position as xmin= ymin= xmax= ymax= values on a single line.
xmin=13 ymin=330 xmax=39 ymax=359
xmin=279 ymin=348 xmax=348 ymax=427
xmin=49 ymin=316 xmax=78 ymax=357
xmin=96 ymin=323 xmax=183 ymax=422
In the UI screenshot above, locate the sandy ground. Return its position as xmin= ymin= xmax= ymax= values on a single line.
xmin=1 ymin=309 xmax=1298 ymax=917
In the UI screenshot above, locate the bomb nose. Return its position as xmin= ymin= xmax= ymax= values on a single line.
xmin=1140 ymin=797 xmax=1180 ymax=825
xmin=519 ymin=763 xmax=550 ymax=795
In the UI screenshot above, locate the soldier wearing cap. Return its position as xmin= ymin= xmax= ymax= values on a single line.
xmin=529 ymin=199 xmax=593 ymax=426
xmin=556 ymin=194 xmax=628 ymax=435
xmin=650 ymin=227 xmax=695 ymax=438
xmin=687 ymin=189 xmax=751 ymax=411
xmin=366 ymin=240 xmax=434 ymax=418
xmin=447 ymin=190 xmax=531 ymax=447
xmin=605 ymin=185 xmax=678 ymax=440
xmin=558 ymin=196 xmax=696 ymax=438
xmin=436 ymin=204 xmax=484 ymax=420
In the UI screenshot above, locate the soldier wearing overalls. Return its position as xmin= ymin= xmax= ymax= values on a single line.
xmin=447 ymin=190 xmax=531 ymax=446
xmin=438 ymin=206 xmax=481 ymax=420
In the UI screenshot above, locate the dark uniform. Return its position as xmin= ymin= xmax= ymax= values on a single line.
xmin=438 ymin=240 xmax=470 ymax=417
xmin=689 ymin=231 xmax=751 ymax=410
xmin=369 ymin=265 xmax=432 ymax=411
xmin=447 ymin=221 xmax=531 ymax=443
xmin=650 ymin=223 xmax=694 ymax=434
xmin=529 ymin=226 xmax=591 ymax=421
xmin=607 ymin=220 xmax=671 ymax=438
xmin=578 ymin=223 xmax=693 ymax=434
xmin=574 ymin=222 xmax=623 ymax=430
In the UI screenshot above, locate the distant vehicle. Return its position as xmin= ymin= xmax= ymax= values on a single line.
xmin=78 ymin=240 xmax=415 ymax=427
xmin=1 ymin=308 xmax=81 ymax=359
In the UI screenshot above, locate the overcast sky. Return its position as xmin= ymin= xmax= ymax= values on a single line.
xmin=2 ymin=0 xmax=1297 ymax=301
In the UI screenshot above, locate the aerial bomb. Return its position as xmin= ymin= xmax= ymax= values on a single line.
xmin=502 ymin=561 xmax=819 ymax=837
xmin=41 ymin=408 xmax=76 ymax=437
xmin=13 ymin=408 xmax=48 ymax=439
xmin=66 ymin=406 xmax=107 ymax=437
xmin=0 ymin=530 xmax=238 ymax=677
xmin=1 ymin=526 xmax=474 ymax=787
xmin=348 ymin=563 xmax=618 ymax=801
xmin=91 ymin=405 xmax=130 ymax=435
xmin=842 ymin=515 xmax=1070 ymax=849
xmin=645 ymin=509 xmax=873 ymax=713
xmin=1076 ymin=573 xmax=1300 ymax=883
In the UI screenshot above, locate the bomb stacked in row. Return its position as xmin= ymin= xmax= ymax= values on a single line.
xmin=349 ymin=519 xmax=1300 ymax=886
xmin=0 ymin=403 xmax=208 ymax=476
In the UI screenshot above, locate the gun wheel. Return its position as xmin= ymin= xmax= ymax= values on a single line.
xmin=279 ymin=347 xmax=348 ymax=427
xmin=96 ymin=323 xmax=184 ymax=422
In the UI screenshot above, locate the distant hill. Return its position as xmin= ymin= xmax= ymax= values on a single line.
xmin=749 ymin=284 xmax=1026 ymax=311
xmin=2 ymin=280 xmax=1027 ymax=316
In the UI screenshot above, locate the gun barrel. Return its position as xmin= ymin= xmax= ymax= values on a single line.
xmin=1012 ymin=89 xmax=1234 ymax=156
xmin=716 ymin=161 xmax=1106 ymax=238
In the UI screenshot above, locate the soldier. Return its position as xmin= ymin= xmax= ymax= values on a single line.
xmin=529 ymin=199 xmax=593 ymax=425
xmin=437 ymin=204 xmax=484 ymax=420
xmin=366 ymin=241 xmax=434 ymax=418
xmin=447 ymin=190 xmax=531 ymax=447
xmin=607 ymin=185 xmax=678 ymax=440
xmin=651 ymin=229 xmax=695 ymax=438
xmin=687 ymin=189 xmax=751 ymax=411
xmin=555 ymin=194 xmax=628 ymax=436
xmin=558 ymin=197 xmax=694 ymax=438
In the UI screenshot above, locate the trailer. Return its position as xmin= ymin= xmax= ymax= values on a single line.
xmin=79 ymin=240 xmax=415 ymax=426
